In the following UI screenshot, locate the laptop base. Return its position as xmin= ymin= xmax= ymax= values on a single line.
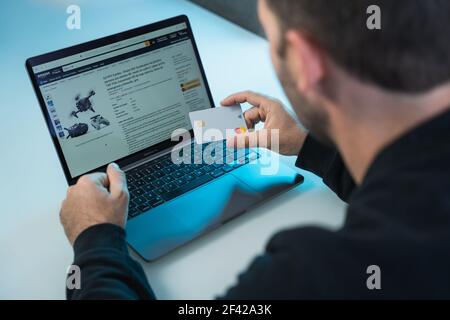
xmin=126 ymin=158 xmax=304 ymax=261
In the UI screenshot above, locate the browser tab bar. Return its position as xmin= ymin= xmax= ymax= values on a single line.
xmin=32 ymin=22 xmax=187 ymax=73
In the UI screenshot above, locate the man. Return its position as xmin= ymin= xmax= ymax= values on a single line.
xmin=61 ymin=0 xmax=450 ymax=299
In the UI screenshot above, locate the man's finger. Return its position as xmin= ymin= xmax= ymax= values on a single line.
xmin=243 ymin=107 xmax=264 ymax=129
xmin=221 ymin=91 xmax=266 ymax=108
xmin=107 ymin=163 xmax=128 ymax=198
xmin=226 ymin=130 xmax=271 ymax=150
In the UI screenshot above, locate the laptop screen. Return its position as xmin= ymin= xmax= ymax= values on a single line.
xmin=27 ymin=16 xmax=213 ymax=181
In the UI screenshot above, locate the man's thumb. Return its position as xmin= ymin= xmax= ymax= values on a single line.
xmin=107 ymin=163 xmax=127 ymax=197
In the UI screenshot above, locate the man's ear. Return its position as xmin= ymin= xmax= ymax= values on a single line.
xmin=285 ymin=30 xmax=325 ymax=93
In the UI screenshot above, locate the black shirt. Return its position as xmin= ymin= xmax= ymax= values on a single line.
xmin=67 ymin=109 xmax=450 ymax=299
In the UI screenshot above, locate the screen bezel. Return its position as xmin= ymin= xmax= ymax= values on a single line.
xmin=26 ymin=15 xmax=215 ymax=185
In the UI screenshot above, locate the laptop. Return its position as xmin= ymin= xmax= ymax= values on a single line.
xmin=26 ymin=15 xmax=304 ymax=261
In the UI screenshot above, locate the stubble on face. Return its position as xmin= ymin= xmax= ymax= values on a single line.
xmin=259 ymin=0 xmax=334 ymax=146
xmin=277 ymin=54 xmax=334 ymax=146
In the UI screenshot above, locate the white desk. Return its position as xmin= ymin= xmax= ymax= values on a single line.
xmin=0 ymin=0 xmax=346 ymax=299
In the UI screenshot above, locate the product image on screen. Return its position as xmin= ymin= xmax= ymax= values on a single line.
xmin=31 ymin=22 xmax=212 ymax=178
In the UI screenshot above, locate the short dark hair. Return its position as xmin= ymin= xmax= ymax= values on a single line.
xmin=266 ymin=0 xmax=450 ymax=93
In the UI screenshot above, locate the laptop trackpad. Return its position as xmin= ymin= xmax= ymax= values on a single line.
xmin=126 ymin=174 xmax=261 ymax=261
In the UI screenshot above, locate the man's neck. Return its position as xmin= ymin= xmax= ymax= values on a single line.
xmin=332 ymin=83 xmax=450 ymax=185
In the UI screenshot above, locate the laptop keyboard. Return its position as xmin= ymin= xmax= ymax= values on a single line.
xmin=126 ymin=141 xmax=259 ymax=219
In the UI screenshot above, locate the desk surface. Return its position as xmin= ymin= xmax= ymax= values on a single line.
xmin=0 ymin=0 xmax=346 ymax=299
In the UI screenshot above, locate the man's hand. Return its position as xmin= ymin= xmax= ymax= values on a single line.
xmin=60 ymin=163 xmax=129 ymax=245
xmin=221 ymin=91 xmax=307 ymax=156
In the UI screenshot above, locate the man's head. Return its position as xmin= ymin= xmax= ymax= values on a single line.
xmin=258 ymin=0 xmax=450 ymax=145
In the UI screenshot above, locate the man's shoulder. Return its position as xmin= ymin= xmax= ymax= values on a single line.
xmin=266 ymin=209 xmax=450 ymax=299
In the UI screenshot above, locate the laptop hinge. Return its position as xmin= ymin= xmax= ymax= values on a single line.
xmin=123 ymin=140 xmax=193 ymax=172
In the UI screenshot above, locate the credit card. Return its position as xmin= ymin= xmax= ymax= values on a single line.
xmin=189 ymin=105 xmax=248 ymax=144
